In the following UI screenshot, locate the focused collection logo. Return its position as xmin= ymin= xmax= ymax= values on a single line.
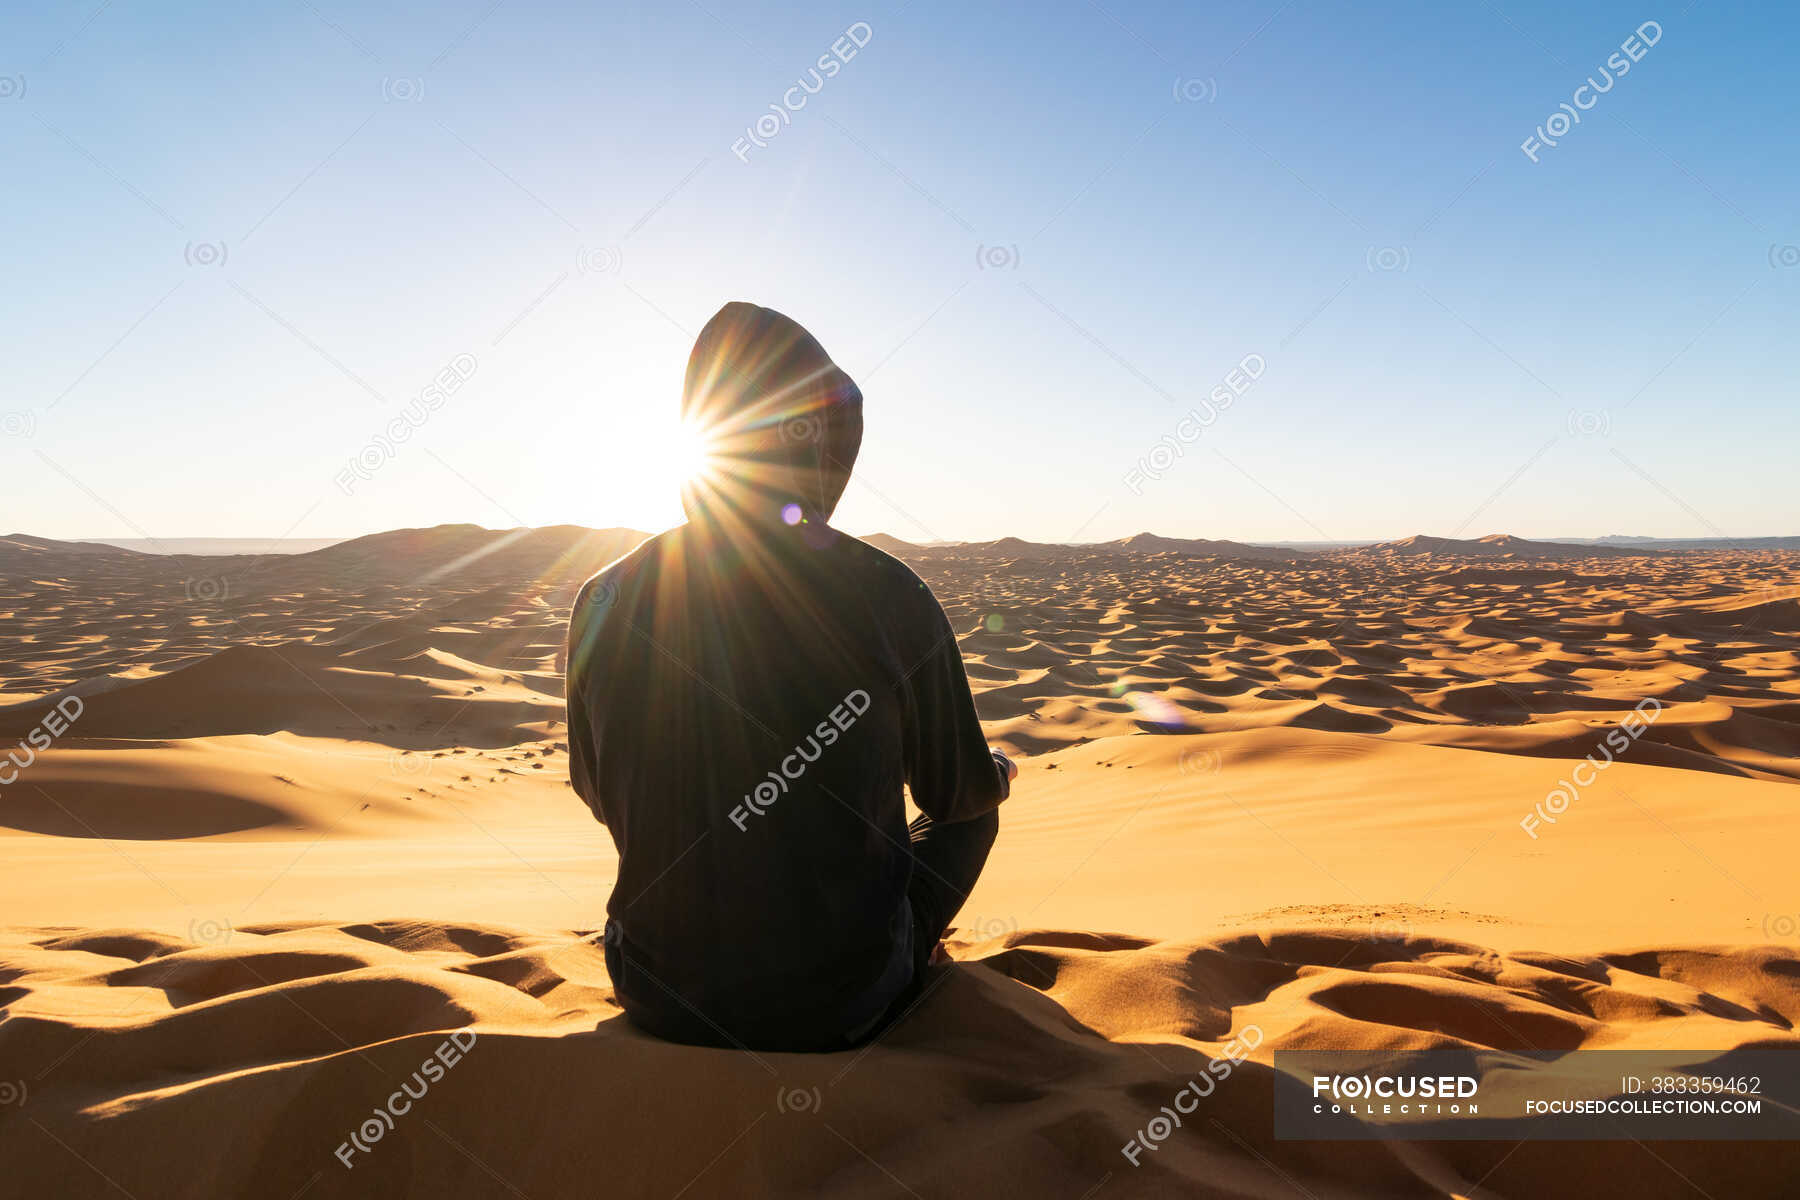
xmin=1311 ymin=1073 xmax=1480 ymax=1116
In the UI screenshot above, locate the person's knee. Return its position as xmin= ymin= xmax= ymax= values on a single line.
xmin=949 ymin=808 xmax=998 ymax=870
xmin=968 ymin=807 xmax=999 ymax=853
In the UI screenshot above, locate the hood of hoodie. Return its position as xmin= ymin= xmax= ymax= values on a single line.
xmin=679 ymin=302 xmax=863 ymax=532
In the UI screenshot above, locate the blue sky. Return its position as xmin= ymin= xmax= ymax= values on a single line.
xmin=4 ymin=1 xmax=1794 ymax=543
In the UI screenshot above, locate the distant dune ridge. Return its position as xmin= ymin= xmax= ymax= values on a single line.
xmin=1345 ymin=532 xmax=1677 ymax=559
xmin=2 ymin=532 xmax=154 ymax=561
xmin=858 ymin=532 xmax=1309 ymax=563
xmin=3 ymin=523 xmax=1800 ymax=1196
xmin=14 ymin=524 xmax=1796 ymax=576
xmin=86 ymin=537 xmax=348 ymax=556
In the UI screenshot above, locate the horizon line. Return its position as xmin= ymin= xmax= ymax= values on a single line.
xmin=45 ymin=525 xmax=1800 ymax=550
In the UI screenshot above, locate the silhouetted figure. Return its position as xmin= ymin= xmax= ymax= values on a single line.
xmin=566 ymin=302 xmax=1012 ymax=1052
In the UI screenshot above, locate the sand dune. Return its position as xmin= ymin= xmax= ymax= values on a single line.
xmin=3 ymin=920 xmax=1796 ymax=1198
xmin=3 ymin=525 xmax=1798 ymax=1196
xmin=0 ymin=641 xmax=561 ymax=745
xmin=246 ymin=524 xmax=648 ymax=589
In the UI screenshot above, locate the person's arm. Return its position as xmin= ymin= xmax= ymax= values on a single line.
xmin=900 ymin=596 xmax=1010 ymax=823
xmin=564 ymin=579 xmax=606 ymax=825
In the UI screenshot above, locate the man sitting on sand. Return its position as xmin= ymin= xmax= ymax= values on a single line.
xmin=565 ymin=302 xmax=1015 ymax=1052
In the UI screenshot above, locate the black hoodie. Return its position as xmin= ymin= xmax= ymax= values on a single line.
xmin=565 ymin=302 xmax=1006 ymax=1050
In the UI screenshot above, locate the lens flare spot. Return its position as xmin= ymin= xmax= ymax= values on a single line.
xmin=1125 ymin=690 xmax=1188 ymax=731
xmin=985 ymin=614 xmax=1004 ymax=632
xmin=781 ymin=503 xmax=803 ymax=526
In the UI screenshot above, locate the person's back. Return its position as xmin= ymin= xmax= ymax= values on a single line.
xmin=566 ymin=302 xmax=1010 ymax=1051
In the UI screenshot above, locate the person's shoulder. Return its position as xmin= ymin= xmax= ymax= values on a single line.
xmin=832 ymin=532 xmax=932 ymax=589
xmin=829 ymin=532 xmax=946 ymax=619
xmin=572 ymin=529 xmax=675 ymax=617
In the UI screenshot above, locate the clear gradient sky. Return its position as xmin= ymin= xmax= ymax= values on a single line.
xmin=4 ymin=1 xmax=1795 ymax=545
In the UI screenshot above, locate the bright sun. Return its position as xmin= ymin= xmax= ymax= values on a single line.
xmin=668 ymin=422 xmax=716 ymax=485
xmin=577 ymin=417 xmax=719 ymax=533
